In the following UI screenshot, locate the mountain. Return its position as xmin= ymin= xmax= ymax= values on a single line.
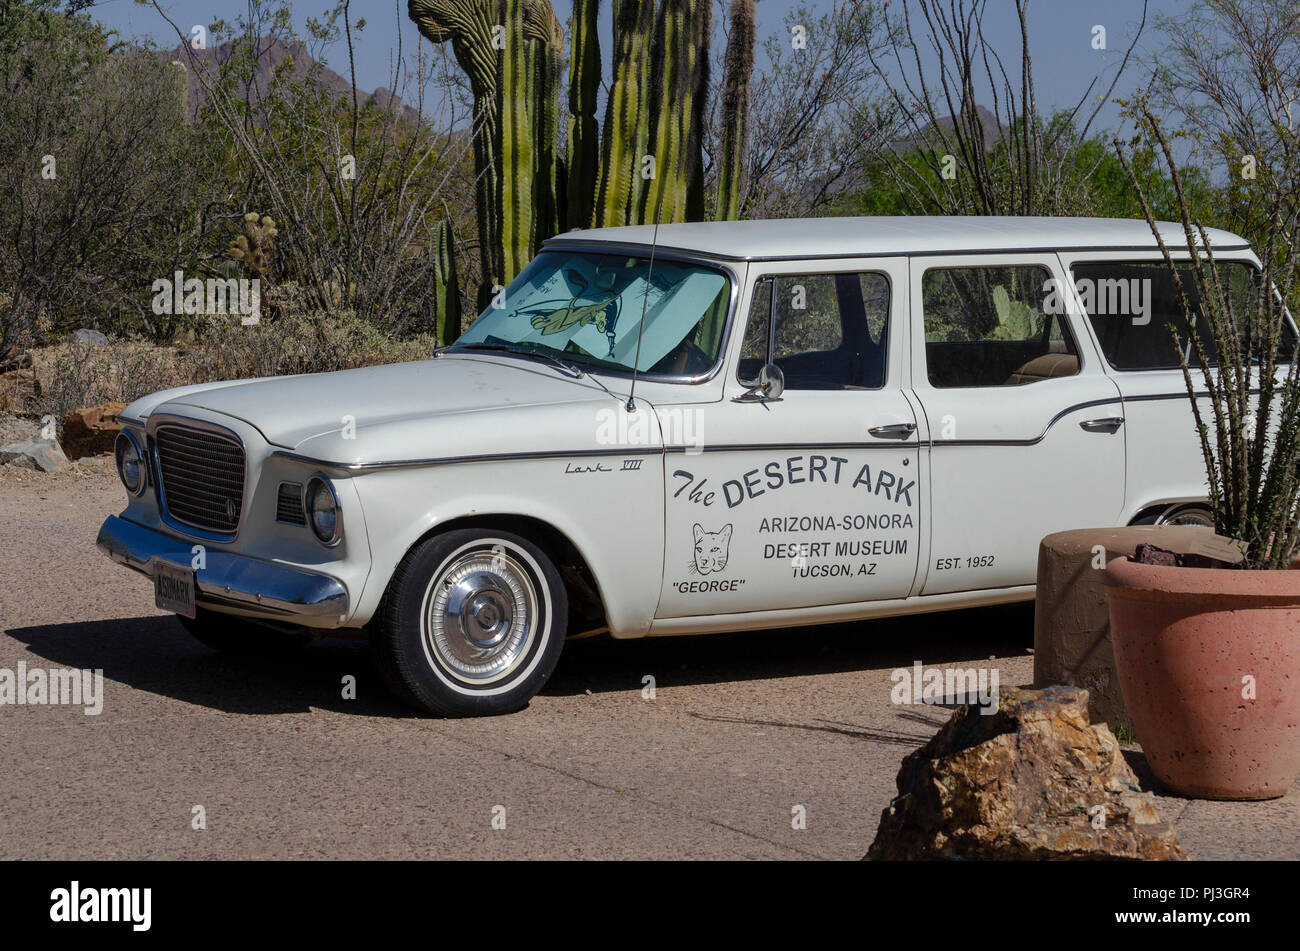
xmin=891 ymin=104 xmax=1004 ymax=153
xmin=166 ymin=36 xmax=418 ymax=122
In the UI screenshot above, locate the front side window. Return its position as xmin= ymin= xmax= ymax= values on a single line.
xmin=1070 ymin=260 xmax=1295 ymax=370
xmin=922 ymin=264 xmax=1080 ymax=388
xmin=454 ymin=250 xmax=730 ymax=377
xmin=738 ymin=272 xmax=890 ymax=390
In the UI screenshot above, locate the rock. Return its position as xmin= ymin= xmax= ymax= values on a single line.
xmin=61 ymin=402 xmax=127 ymax=458
xmin=0 ymin=437 xmax=71 ymax=473
xmin=71 ymin=328 xmax=109 ymax=346
xmin=865 ymin=685 xmax=1186 ymax=861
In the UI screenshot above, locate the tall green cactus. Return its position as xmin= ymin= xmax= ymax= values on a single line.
xmin=434 ymin=217 xmax=462 ymax=344
xmin=594 ymin=0 xmax=711 ymax=227
xmin=594 ymin=0 xmax=655 ymax=228
xmin=566 ymin=0 xmax=600 ymax=230
xmin=715 ymin=0 xmax=754 ymax=221
xmin=408 ymin=0 xmax=561 ymax=305
xmin=532 ymin=19 xmax=563 ymax=244
xmin=643 ymin=0 xmax=711 ymax=224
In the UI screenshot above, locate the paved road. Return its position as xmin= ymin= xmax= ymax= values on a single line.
xmin=1 ymin=464 xmax=1295 ymax=860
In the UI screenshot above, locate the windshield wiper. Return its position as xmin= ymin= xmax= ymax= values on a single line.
xmin=451 ymin=342 xmax=585 ymax=379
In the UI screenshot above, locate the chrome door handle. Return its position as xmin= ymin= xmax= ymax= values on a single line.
xmin=1080 ymin=416 xmax=1125 ymax=432
xmin=868 ymin=422 xmax=917 ymax=438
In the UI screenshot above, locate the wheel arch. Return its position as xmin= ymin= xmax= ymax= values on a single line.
xmin=380 ymin=513 xmax=609 ymax=635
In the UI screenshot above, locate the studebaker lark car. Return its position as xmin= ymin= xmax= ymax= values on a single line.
xmin=98 ymin=216 xmax=1287 ymax=716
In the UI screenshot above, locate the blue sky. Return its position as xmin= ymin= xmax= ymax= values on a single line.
xmin=89 ymin=0 xmax=1178 ymax=134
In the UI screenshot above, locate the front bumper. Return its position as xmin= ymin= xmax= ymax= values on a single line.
xmin=96 ymin=515 xmax=350 ymax=620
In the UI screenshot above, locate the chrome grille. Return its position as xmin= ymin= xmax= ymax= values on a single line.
xmin=155 ymin=425 xmax=246 ymax=534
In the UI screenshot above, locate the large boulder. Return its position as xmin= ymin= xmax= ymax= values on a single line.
xmin=0 ymin=436 xmax=70 ymax=472
xmin=71 ymin=328 xmax=109 ymax=346
xmin=865 ymin=685 xmax=1185 ymax=860
xmin=61 ymin=401 xmax=127 ymax=458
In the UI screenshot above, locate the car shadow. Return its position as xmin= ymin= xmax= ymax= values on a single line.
xmin=5 ymin=615 xmax=418 ymax=718
xmin=543 ymin=601 xmax=1035 ymax=697
xmin=5 ymin=600 xmax=1033 ymax=719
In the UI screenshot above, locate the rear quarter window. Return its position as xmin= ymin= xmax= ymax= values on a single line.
xmin=1070 ymin=260 xmax=1295 ymax=370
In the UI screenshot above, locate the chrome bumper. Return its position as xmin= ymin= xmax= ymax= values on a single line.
xmin=96 ymin=515 xmax=349 ymax=619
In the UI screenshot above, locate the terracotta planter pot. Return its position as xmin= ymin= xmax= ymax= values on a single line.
xmin=1102 ymin=557 xmax=1300 ymax=800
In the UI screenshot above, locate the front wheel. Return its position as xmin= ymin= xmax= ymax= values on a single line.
xmin=372 ymin=528 xmax=568 ymax=717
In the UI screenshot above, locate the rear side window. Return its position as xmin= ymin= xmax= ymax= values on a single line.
xmin=739 ymin=272 xmax=889 ymax=390
xmin=922 ymin=265 xmax=1080 ymax=388
xmin=1071 ymin=261 xmax=1295 ymax=370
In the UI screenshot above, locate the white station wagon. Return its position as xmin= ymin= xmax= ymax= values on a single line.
xmin=98 ymin=216 xmax=1286 ymax=716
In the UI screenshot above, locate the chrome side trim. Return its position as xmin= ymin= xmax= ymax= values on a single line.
xmin=927 ymin=396 xmax=1123 ymax=448
xmin=270 ymin=446 xmax=665 ymax=472
xmin=96 ymin=515 xmax=348 ymax=619
xmin=664 ymin=441 xmax=920 ymax=453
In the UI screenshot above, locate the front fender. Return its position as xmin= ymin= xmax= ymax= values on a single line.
xmin=349 ymin=455 xmax=665 ymax=637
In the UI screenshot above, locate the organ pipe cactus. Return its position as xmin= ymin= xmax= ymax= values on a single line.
xmin=593 ymin=0 xmax=712 ymax=227
xmin=433 ymin=217 xmax=462 ymax=345
xmin=644 ymin=0 xmax=712 ymax=223
xmin=715 ymin=0 xmax=754 ymax=221
xmin=594 ymin=0 xmax=656 ymax=228
xmin=566 ymin=0 xmax=600 ymax=229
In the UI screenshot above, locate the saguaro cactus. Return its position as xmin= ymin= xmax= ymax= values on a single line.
xmin=433 ymin=217 xmax=462 ymax=344
xmin=566 ymin=0 xmax=601 ymax=229
xmin=715 ymin=0 xmax=754 ymax=221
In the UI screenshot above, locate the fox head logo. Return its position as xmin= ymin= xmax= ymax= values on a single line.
xmin=690 ymin=523 xmax=732 ymax=575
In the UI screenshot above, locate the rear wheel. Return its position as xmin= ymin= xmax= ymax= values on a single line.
xmin=178 ymin=607 xmax=312 ymax=654
xmin=372 ymin=528 xmax=567 ymax=717
xmin=1133 ymin=503 xmax=1214 ymax=528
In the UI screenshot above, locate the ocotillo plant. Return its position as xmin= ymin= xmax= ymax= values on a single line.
xmin=715 ymin=0 xmax=754 ymax=221
xmin=433 ymin=217 xmax=462 ymax=345
xmin=407 ymin=0 xmax=562 ymax=305
xmin=566 ymin=0 xmax=600 ymax=230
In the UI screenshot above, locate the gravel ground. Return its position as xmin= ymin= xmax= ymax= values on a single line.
xmin=0 ymin=462 xmax=1295 ymax=860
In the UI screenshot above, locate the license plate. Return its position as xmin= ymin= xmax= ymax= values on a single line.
xmin=154 ymin=561 xmax=196 ymax=618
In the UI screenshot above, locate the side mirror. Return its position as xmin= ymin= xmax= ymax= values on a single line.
xmin=733 ymin=363 xmax=785 ymax=403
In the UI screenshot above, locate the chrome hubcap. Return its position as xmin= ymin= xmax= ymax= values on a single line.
xmin=424 ymin=547 xmax=537 ymax=684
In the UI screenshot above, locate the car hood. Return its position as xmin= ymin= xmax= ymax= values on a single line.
xmin=130 ymin=356 xmax=631 ymax=455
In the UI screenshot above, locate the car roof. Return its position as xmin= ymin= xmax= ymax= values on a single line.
xmin=545 ymin=216 xmax=1252 ymax=262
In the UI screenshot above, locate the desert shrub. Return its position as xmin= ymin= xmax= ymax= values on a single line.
xmin=29 ymin=312 xmax=436 ymax=421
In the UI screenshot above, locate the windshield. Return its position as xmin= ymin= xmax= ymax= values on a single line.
xmin=452 ymin=250 xmax=731 ymax=377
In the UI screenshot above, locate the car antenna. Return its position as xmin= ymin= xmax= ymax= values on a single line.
xmin=625 ymin=217 xmax=660 ymax=413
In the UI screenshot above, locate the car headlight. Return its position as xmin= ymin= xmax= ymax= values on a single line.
xmin=114 ymin=431 xmax=147 ymax=497
xmin=304 ymin=475 xmax=342 ymax=546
